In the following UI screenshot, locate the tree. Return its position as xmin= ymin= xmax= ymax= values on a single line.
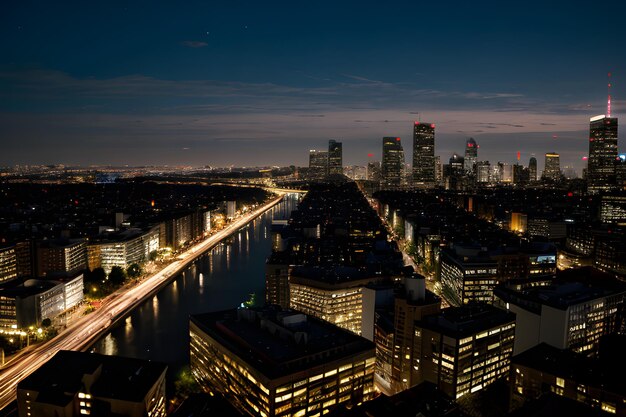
xmin=108 ymin=266 xmax=127 ymax=286
xmin=174 ymin=367 xmax=201 ymax=400
xmin=243 ymin=293 xmax=257 ymax=308
xmin=148 ymin=250 xmax=158 ymax=262
xmin=41 ymin=318 xmax=52 ymax=328
xmin=86 ymin=267 xmax=106 ymax=283
xmin=127 ymin=263 xmax=142 ymax=279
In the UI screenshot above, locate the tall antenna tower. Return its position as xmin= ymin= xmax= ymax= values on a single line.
xmin=606 ymin=72 xmax=611 ymax=117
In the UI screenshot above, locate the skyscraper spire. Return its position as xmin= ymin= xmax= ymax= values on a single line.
xmin=606 ymin=72 xmax=611 ymax=117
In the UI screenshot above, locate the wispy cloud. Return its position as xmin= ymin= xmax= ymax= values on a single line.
xmin=0 ymin=69 xmax=602 ymax=168
xmin=180 ymin=40 xmax=208 ymax=48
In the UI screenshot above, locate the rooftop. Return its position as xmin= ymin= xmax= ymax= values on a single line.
xmin=512 ymin=343 xmax=626 ymax=397
xmin=18 ymin=350 xmax=167 ymax=403
xmin=416 ymin=303 xmax=515 ymax=338
xmin=190 ymin=306 xmax=374 ymax=379
xmin=494 ymin=279 xmax=625 ymax=312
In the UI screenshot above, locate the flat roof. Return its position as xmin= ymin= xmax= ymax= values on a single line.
xmin=512 ymin=343 xmax=626 ymax=396
xmin=191 ymin=306 xmax=374 ymax=380
xmin=18 ymin=350 xmax=167 ymax=403
xmin=494 ymin=281 xmax=625 ymax=312
xmin=416 ymin=303 xmax=515 ymax=338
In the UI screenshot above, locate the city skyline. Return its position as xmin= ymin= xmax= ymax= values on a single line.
xmin=1 ymin=1 xmax=625 ymax=170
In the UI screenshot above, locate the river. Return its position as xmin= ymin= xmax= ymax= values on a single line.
xmin=90 ymin=194 xmax=299 ymax=392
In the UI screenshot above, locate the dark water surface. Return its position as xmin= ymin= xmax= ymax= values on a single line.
xmin=91 ymin=194 xmax=299 ymax=390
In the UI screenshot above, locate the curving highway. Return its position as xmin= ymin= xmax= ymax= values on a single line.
xmin=0 ymin=194 xmax=285 ymax=411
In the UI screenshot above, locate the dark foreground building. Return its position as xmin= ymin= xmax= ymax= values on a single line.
xmin=17 ymin=350 xmax=167 ymax=417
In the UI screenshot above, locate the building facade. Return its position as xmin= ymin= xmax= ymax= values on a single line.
xmin=382 ymin=137 xmax=405 ymax=188
xmin=414 ymin=304 xmax=516 ymax=400
xmin=543 ymin=153 xmax=561 ymax=181
xmin=190 ymin=307 xmax=375 ymax=417
xmin=588 ymin=115 xmax=618 ymax=194
xmin=412 ymin=122 xmax=436 ymax=186
xmin=328 ymin=140 xmax=343 ymax=176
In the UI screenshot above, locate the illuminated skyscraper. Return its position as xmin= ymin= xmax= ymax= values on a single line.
xmin=588 ymin=76 xmax=619 ymax=193
xmin=328 ymin=139 xmax=343 ymax=175
xmin=382 ymin=137 xmax=405 ymax=188
xmin=412 ymin=122 xmax=435 ymax=186
xmin=542 ymin=152 xmax=561 ymax=181
xmin=588 ymin=115 xmax=618 ymax=193
xmin=529 ymin=156 xmax=538 ymax=182
xmin=308 ymin=149 xmax=328 ymax=179
xmin=476 ymin=161 xmax=491 ymax=183
xmin=463 ymin=138 xmax=478 ymax=174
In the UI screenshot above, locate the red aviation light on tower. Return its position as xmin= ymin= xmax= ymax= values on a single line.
xmin=414 ymin=121 xmax=420 ymax=125
xmin=367 ymin=153 xmax=374 ymax=158
xmin=517 ymin=151 xmax=521 ymax=161
xmin=582 ymin=156 xmax=588 ymax=161
xmin=396 ymin=137 xmax=401 ymax=141
xmin=430 ymin=124 xmax=435 ymax=128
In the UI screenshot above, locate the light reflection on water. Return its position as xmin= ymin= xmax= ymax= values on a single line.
xmin=90 ymin=195 xmax=299 ymax=393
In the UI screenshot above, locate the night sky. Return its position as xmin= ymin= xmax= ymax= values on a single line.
xmin=1 ymin=1 xmax=625 ymax=172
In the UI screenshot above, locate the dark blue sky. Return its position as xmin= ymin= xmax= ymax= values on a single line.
xmin=1 ymin=1 xmax=625 ymax=172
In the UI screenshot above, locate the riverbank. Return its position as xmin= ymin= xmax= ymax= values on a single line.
xmin=0 ymin=193 xmax=285 ymax=411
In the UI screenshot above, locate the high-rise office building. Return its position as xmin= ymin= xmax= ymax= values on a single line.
xmin=435 ymin=155 xmax=442 ymax=183
xmin=542 ymin=152 xmax=561 ymax=181
xmin=412 ymin=122 xmax=435 ymax=186
xmin=588 ymin=115 xmax=618 ymax=193
xmin=382 ymin=137 xmax=405 ymax=188
xmin=366 ymin=161 xmax=381 ymax=182
xmin=476 ymin=161 xmax=491 ymax=183
xmin=309 ymin=149 xmax=329 ymax=179
xmin=328 ymin=140 xmax=343 ymax=175
xmin=464 ymin=138 xmax=478 ymax=174
xmin=529 ymin=157 xmax=538 ymax=182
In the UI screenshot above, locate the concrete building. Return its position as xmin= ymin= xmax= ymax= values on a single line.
xmin=0 ymin=275 xmax=84 ymax=329
xmin=190 ymin=307 xmax=375 ymax=417
xmin=599 ymin=195 xmax=626 ymax=225
xmin=387 ymin=275 xmax=441 ymax=395
xmin=495 ymin=280 xmax=626 ymax=355
xmin=0 ymin=245 xmax=18 ymax=284
xmin=511 ymin=343 xmax=626 ymax=416
xmin=36 ymin=239 xmax=87 ymax=277
xmin=17 ymin=350 xmax=167 ymax=417
xmin=88 ymin=227 xmax=159 ymax=272
xmin=414 ymin=304 xmax=516 ymax=400
xmin=289 ymin=266 xmax=389 ymax=336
